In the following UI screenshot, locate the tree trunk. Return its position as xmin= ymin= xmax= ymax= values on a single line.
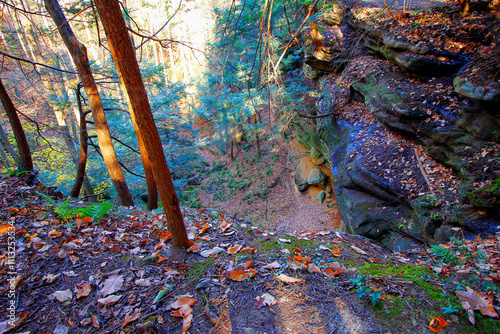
xmin=45 ymin=0 xmax=134 ymax=207
xmin=0 ymin=78 xmax=33 ymax=172
xmin=70 ymin=84 xmax=95 ymax=200
xmin=93 ymin=0 xmax=189 ymax=247
xmin=0 ymin=120 xmax=20 ymax=170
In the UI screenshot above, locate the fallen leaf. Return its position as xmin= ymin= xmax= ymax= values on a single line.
xmin=160 ymin=231 xmax=171 ymax=241
xmin=323 ymin=267 xmax=343 ymax=277
xmin=92 ymin=314 xmax=100 ymax=329
xmin=227 ymin=268 xmax=257 ymax=281
xmin=255 ymin=293 xmax=277 ymax=309
xmin=75 ymin=282 xmax=92 ymax=299
xmin=42 ymin=273 xmax=60 ymax=283
xmin=227 ymin=244 xmax=243 ymax=255
xmin=97 ymin=294 xmax=122 ymax=305
xmin=121 ymin=311 xmax=140 ymax=329
xmin=69 ymin=255 xmax=79 ymax=265
xmin=241 ymin=246 xmax=256 ymax=254
xmin=157 ymin=256 xmax=168 ymax=263
xmin=429 ymin=317 xmax=448 ymax=333
xmin=200 ymin=247 xmax=224 ymax=258
xmin=53 ymin=324 xmax=69 ymax=334
xmin=63 ymin=270 xmax=78 ymax=277
xmin=100 ymin=275 xmax=124 ymax=297
xmin=135 ymin=278 xmax=151 ymax=287
xmin=53 ymin=289 xmax=73 ymax=302
xmin=170 ymin=295 xmax=197 ymax=309
xmin=263 ymin=261 xmax=282 ymax=270
xmin=187 ymin=244 xmax=199 ymax=252
xmin=308 ymin=264 xmax=322 ymax=273
xmin=0 ymin=224 xmax=16 ymax=235
xmin=244 ymin=261 xmax=253 ymax=268
xmin=275 ymin=274 xmax=304 ymax=284
xmin=48 ymin=229 xmax=61 ymax=238
xmin=351 ymin=245 xmax=367 ymax=255
xmin=456 ymin=287 xmax=498 ymax=321
xmin=331 ymin=247 xmax=341 ymax=257
xmin=294 ymin=254 xmax=312 ymax=263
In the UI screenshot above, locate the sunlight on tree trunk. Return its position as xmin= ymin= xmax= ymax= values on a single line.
xmin=0 ymin=78 xmax=33 ymax=172
xmin=0 ymin=122 xmax=20 ymax=172
xmin=93 ymin=0 xmax=189 ymax=247
xmin=45 ymin=0 xmax=134 ymax=207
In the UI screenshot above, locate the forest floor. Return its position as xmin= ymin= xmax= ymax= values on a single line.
xmin=0 ymin=172 xmax=499 ymax=333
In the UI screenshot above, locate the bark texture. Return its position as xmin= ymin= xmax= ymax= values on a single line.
xmin=93 ymin=0 xmax=189 ymax=247
xmin=0 ymin=78 xmax=33 ymax=172
xmin=45 ymin=0 xmax=134 ymax=207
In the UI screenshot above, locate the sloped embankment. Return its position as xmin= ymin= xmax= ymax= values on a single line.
xmin=293 ymin=3 xmax=500 ymax=250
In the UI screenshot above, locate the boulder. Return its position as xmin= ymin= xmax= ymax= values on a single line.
xmin=318 ymin=191 xmax=326 ymax=203
xmin=307 ymin=169 xmax=328 ymax=188
xmin=294 ymin=164 xmax=310 ymax=192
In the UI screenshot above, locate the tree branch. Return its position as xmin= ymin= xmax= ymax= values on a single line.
xmin=0 ymin=50 xmax=76 ymax=74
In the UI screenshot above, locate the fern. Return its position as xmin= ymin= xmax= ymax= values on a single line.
xmin=37 ymin=191 xmax=56 ymax=206
xmin=55 ymin=199 xmax=114 ymax=220
xmin=430 ymin=245 xmax=458 ymax=264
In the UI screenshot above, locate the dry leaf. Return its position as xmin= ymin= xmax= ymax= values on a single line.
xmin=323 ymin=267 xmax=343 ymax=277
xmin=0 ymin=224 xmax=15 ymax=235
xmin=351 ymin=245 xmax=367 ymax=255
xmin=53 ymin=289 xmax=73 ymax=302
xmin=42 ymin=273 xmax=60 ymax=283
xmin=63 ymin=270 xmax=78 ymax=277
xmin=263 ymin=261 xmax=281 ymax=270
xmin=135 ymin=278 xmax=151 ymax=287
xmin=244 ymin=261 xmax=253 ymax=268
xmin=97 ymin=294 xmax=122 ymax=305
xmin=187 ymin=244 xmax=199 ymax=253
xmin=227 ymin=244 xmax=243 ymax=255
xmin=200 ymin=247 xmax=224 ymax=258
xmin=92 ymin=314 xmax=100 ymax=329
xmin=100 ymin=275 xmax=124 ymax=297
xmin=75 ymin=282 xmax=92 ymax=299
xmin=456 ymin=287 xmax=498 ymax=321
xmin=275 ymin=274 xmax=304 ymax=284
xmin=121 ymin=311 xmax=140 ymax=329
xmin=227 ymin=268 xmax=257 ymax=282
xmin=308 ymin=264 xmax=322 ymax=273
xmin=331 ymin=247 xmax=341 ymax=257
xmin=170 ymin=296 xmax=197 ymax=309
xmin=429 ymin=317 xmax=448 ymax=333
xmin=255 ymin=293 xmax=277 ymax=309
xmin=69 ymin=255 xmax=79 ymax=265
xmin=294 ymin=254 xmax=312 ymax=263
xmin=241 ymin=246 xmax=256 ymax=254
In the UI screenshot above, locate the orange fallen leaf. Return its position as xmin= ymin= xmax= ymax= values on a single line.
xmin=228 ymin=244 xmax=243 ymax=255
xmin=244 ymin=261 xmax=253 ymax=268
xmin=429 ymin=317 xmax=447 ymax=333
xmin=48 ymin=230 xmax=61 ymax=238
xmin=220 ymin=223 xmax=232 ymax=231
xmin=323 ymin=267 xmax=343 ymax=277
xmin=228 ymin=268 xmax=257 ymax=282
xmin=155 ymin=242 xmax=165 ymax=250
xmin=121 ymin=311 xmax=140 ymax=329
xmin=170 ymin=295 xmax=197 ymax=309
xmin=331 ymin=247 xmax=341 ymax=257
xmin=157 ymin=256 xmax=168 ymax=263
xmin=199 ymin=223 xmax=210 ymax=235
xmin=294 ymin=254 xmax=311 ymax=263
xmin=241 ymin=246 xmax=256 ymax=254
xmin=92 ymin=314 xmax=100 ymax=328
xmin=160 ymin=231 xmax=171 ymax=241
xmin=219 ymin=213 xmax=225 ymax=221
xmin=187 ymin=244 xmax=199 ymax=253
xmin=293 ymin=247 xmax=302 ymax=254
xmin=75 ymin=282 xmax=91 ymax=299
